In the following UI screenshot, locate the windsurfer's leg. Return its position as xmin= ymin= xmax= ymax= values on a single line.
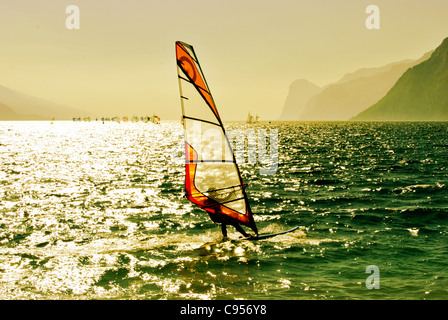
xmin=233 ymin=224 xmax=250 ymax=238
xmin=221 ymin=223 xmax=228 ymax=238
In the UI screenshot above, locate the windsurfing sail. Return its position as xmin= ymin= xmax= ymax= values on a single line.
xmin=246 ymin=112 xmax=253 ymax=124
xmin=175 ymin=41 xmax=257 ymax=234
xmin=152 ymin=113 xmax=160 ymax=124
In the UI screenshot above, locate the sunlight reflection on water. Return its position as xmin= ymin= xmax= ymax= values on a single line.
xmin=1 ymin=121 xmax=448 ymax=300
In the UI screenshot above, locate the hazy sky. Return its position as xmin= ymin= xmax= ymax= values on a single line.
xmin=0 ymin=0 xmax=447 ymax=120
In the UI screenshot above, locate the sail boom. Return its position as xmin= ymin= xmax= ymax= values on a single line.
xmin=193 ymin=197 xmax=246 ymax=208
xmin=189 ymin=184 xmax=244 ymax=194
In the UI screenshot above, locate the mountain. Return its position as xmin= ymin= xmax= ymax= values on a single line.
xmin=352 ymin=37 xmax=448 ymax=121
xmin=333 ymin=59 xmax=421 ymax=85
xmin=277 ymin=79 xmax=321 ymax=120
xmin=297 ymin=52 xmax=432 ymax=121
xmin=0 ymin=101 xmax=47 ymax=120
xmin=0 ymin=84 xmax=96 ymax=120
xmin=0 ymin=102 xmax=19 ymax=120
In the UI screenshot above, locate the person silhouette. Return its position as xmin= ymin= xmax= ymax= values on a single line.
xmin=205 ymin=204 xmax=252 ymax=239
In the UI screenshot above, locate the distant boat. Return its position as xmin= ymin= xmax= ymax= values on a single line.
xmin=247 ymin=112 xmax=253 ymax=123
xmin=246 ymin=112 xmax=259 ymax=123
xmin=152 ymin=113 xmax=160 ymax=124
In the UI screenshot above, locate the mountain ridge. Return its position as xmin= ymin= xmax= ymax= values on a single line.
xmin=278 ymin=49 xmax=433 ymax=121
xmin=0 ymin=84 xmax=96 ymax=120
xmin=278 ymin=79 xmax=321 ymax=120
xmin=352 ymin=37 xmax=448 ymax=121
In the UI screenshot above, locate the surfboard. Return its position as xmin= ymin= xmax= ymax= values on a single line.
xmin=244 ymin=226 xmax=300 ymax=241
xmin=195 ymin=226 xmax=300 ymax=256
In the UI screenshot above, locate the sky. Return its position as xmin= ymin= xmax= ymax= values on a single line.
xmin=0 ymin=0 xmax=447 ymax=120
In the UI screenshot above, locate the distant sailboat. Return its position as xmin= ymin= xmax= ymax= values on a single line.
xmin=152 ymin=113 xmax=160 ymax=124
xmin=246 ymin=112 xmax=259 ymax=124
xmin=176 ymin=41 xmax=258 ymax=236
xmin=246 ymin=112 xmax=254 ymax=124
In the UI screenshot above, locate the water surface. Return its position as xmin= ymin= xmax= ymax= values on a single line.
xmin=1 ymin=121 xmax=447 ymax=299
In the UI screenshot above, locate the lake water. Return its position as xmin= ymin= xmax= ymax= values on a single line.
xmin=1 ymin=120 xmax=447 ymax=300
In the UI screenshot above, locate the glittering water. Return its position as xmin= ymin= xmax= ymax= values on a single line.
xmin=1 ymin=120 xmax=448 ymax=300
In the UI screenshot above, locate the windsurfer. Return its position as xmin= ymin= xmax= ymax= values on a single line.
xmin=207 ymin=206 xmax=253 ymax=239
xmin=177 ymin=41 xmax=259 ymax=241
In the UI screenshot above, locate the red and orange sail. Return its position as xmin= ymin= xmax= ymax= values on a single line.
xmin=175 ymin=41 xmax=257 ymax=234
